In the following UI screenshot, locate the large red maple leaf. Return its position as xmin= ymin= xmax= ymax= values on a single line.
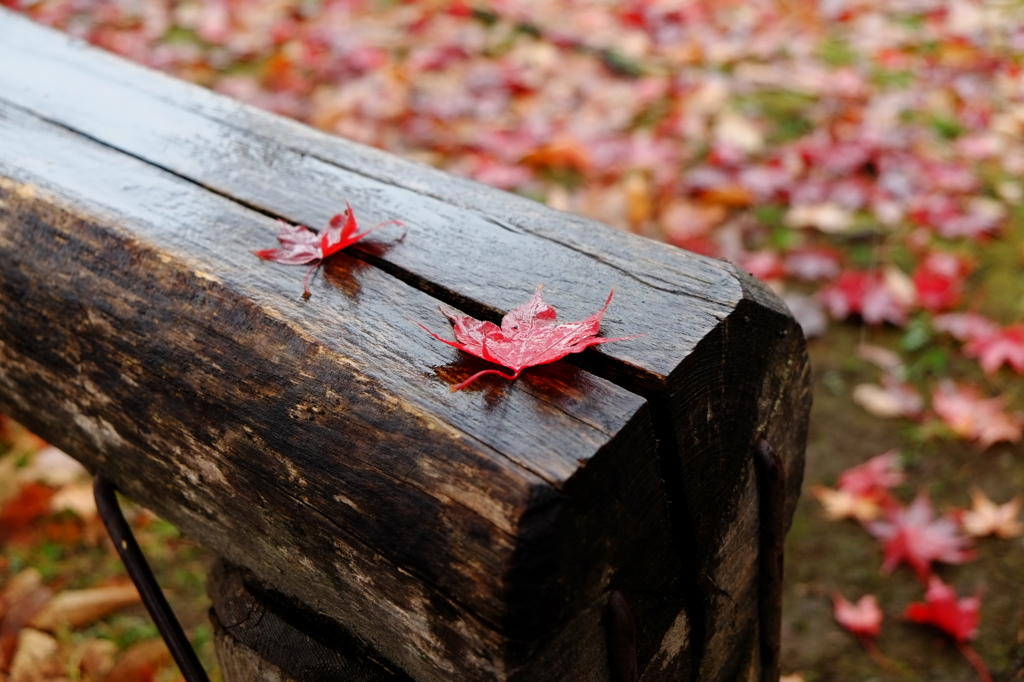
xmin=420 ymin=287 xmax=639 ymax=391
xmin=866 ymin=492 xmax=975 ymax=582
xmin=255 ymin=202 xmax=404 ymax=297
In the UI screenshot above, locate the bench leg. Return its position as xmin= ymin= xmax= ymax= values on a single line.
xmin=754 ymin=440 xmax=786 ymax=682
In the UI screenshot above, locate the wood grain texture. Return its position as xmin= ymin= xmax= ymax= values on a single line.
xmin=0 ymin=102 xmax=684 ymax=681
xmin=0 ymin=9 xmax=812 ymax=680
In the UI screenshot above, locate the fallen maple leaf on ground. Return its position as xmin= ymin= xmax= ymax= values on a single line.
xmin=255 ymin=202 xmax=404 ymax=298
xmin=833 ymin=593 xmax=883 ymax=639
xmin=866 ymin=492 xmax=975 ymax=582
xmin=812 ymin=486 xmax=884 ymax=523
xmin=932 ymin=313 xmax=1000 ymax=342
xmin=820 ymin=270 xmax=913 ymax=326
xmin=838 ymin=451 xmax=905 ymax=497
xmin=932 ymin=381 xmax=1023 ymax=451
xmin=961 ymin=488 xmax=1023 ymax=539
xmin=963 ymin=324 xmax=1024 ymax=375
xmin=813 ymin=451 xmax=904 ymax=522
xmin=904 ymin=577 xmax=989 ymax=682
xmin=853 ymin=379 xmax=923 ymax=419
xmin=420 ymin=287 xmax=639 ymax=391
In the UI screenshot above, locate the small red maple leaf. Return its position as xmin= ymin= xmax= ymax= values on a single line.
xmin=255 ymin=202 xmax=404 ymax=298
xmin=912 ymin=252 xmax=971 ymax=312
xmin=838 ymin=450 xmax=905 ymax=498
xmin=905 ymin=578 xmax=990 ymax=682
xmin=866 ymin=492 xmax=975 ymax=582
xmin=420 ymin=287 xmax=640 ymax=392
xmin=820 ymin=270 xmax=911 ymax=326
xmin=833 ymin=593 xmax=883 ymax=639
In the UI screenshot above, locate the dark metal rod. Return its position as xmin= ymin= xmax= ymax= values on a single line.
xmin=754 ymin=439 xmax=786 ymax=682
xmin=93 ymin=474 xmax=210 ymax=682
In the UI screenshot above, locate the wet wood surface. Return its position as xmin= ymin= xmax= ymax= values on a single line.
xmin=0 ymin=9 xmax=812 ymax=682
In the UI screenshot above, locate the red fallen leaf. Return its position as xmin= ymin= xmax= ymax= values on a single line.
xmin=255 ymin=202 xmax=404 ymax=298
xmin=866 ymin=492 xmax=975 ymax=582
xmin=833 ymin=593 xmax=882 ymax=639
xmin=964 ymin=324 xmax=1024 ymax=375
xmin=912 ymin=252 xmax=971 ymax=312
xmin=820 ymin=270 xmax=911 ymax=326
xmin=838 ymin=451 xmax=905 ymax=498
xmin=420 ymin=288 xmax=639 ymax=392
xmin=904 ymin=578 xmax=990 ymax=682
xmin=932 ymin=381 xmax=1023 ymax=451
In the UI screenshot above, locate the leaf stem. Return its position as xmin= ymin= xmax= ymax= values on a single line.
xmin=957 ymin=641 xmax=991 ymax=682
xmin=450 ymin=368 xmax=521 ymax=392
xmin=302 ymin=261 xmax=321 ymax=299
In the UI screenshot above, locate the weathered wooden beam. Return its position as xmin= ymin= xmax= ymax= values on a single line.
xmin=0 ymin=9 xmax=812 ymax=681
xmin=0 ymin=100 xmax=683 ymax=680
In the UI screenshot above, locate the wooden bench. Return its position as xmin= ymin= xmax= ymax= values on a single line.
xmin=0 ymin=9 xmax=811 ymax=682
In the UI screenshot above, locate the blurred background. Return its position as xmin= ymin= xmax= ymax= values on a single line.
xmin=1 ymin=1 xmax=1022 ymax=680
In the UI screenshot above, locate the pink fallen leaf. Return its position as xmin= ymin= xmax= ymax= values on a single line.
xmin=932 ymin=313 xmax=1000 ymax=343
xmin=932 ymin=381 xmax=1023 ymax=451
xmin=961 ymin=488 xmax=1023 ymax=539
xmin=420 ymin=287 xmax=640 ymax=391
xmin=833 ymin=592 xmax=882 ymax=639
xmin=904 ymin=577 xmax=989 ymax=682
xmin=783 ymin=246 xmax=842 ymax=282
xmin=820 ymin=271 xmax=911 ymax=326
xmin=866 ymin=492 xmax=975 ymax=582
xmin=853 ymin=379 xmax=923 ymax=419
xmin=963 ymin=324 xmax=1024 ymax=375
xmin=812 ymin=452 xmax=904 ymax=523
xmin=838 ymin=451 xmax=905 ymax=497
xmin=811 ymin=486 xmax=882 ymax=523
xmin=255 ymin=202 xmax=404 ymax=298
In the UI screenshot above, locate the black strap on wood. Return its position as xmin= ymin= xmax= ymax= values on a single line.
xmin=93 ymin=475 xmax=210 ymax=682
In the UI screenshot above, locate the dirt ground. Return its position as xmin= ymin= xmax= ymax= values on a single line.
xmin=781 ymin=324 xmax=1024 ymax=681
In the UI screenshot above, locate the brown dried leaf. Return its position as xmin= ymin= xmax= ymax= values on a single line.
xmin=29 ymin=586 xmax=140 ymax=632
xmin=8 ymin=628 xmax=61 ymax=682
xmin=104 ymin=640 xmax=172 ymax=682
xmin=810 ymin=485 xmax=882 ymax=523
xmin=962 ymin=488 xmax=1023 ymax=539
xmin=71 ymin=639 xmax=118 ymax=680
xmin=0 ymin=573 xmax=53 ymax=670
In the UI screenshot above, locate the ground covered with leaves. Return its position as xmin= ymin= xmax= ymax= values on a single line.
xmin=2 ymin=0 xmax=1023 ymax=680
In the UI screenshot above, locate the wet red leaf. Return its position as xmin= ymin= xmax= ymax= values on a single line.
xmin=866 ymin=492 xmax=975 ymax=582
xmin=420 ymin=287 xmax=639 ymax=391
xmin=255 ymin=203 xmax=404 ymax=298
